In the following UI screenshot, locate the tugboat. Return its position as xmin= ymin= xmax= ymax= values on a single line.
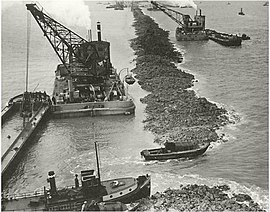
xmin=26 ymin=4 xmax=135 ymax=119
xmin=238 ymin=8 xmax=245 ymax=15
xmin=141 ymin=142 xmax=210 ymax=161
xmin=2 ymin=142 xmax=151 ymax=211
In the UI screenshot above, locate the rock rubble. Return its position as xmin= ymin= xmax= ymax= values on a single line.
xmin=135 ymin=184 xmax=265 ymax=211
xmin=130 ymin=7 xmax=265 ymax=211
xmin=130 ymin=7 xmax=229 ymax=145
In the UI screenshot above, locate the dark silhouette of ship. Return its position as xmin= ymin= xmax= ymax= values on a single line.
xmin=238 ymin=8 xmax=245 ymax=15
xmin=26 ymin=3 xmax=136 ymax=119
xmin=2 ymin=141 xmax=151 ymax=211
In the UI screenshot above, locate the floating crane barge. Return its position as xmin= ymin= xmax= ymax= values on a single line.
xmin=150 ymin=1 xmax=249 ymax=46
xmin=1 ymin=3 xmax=136 ymax=182
xmin=151 ymin=1 xmax=208 ymax=41
xmin=26 ymin=3 xmax=135 ymax=118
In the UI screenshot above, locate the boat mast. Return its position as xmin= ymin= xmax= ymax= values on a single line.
xmin=94 ymin=126 xmax=101 ymax=185
xmin=22 ymin=12 xmax=31 ymax=127
xmin=26 ymin=11 xmax=31 ymax=92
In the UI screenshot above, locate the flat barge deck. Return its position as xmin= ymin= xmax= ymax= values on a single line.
xmin=1 ymin=93 xmax=51 ymax=179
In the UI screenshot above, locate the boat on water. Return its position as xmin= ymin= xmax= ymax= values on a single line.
xmin=174 ymin=9 xmax=208 ymax=41
xmin=207 ymin=30 xmax=242 ymax=46
xmin=141 ymin=142 xmax=210 ymax=161
xmin=1 ymin=8 xmax=53 ymax=177
xmin=238 ymin=8 xmax=245 ymax=15
xmin=2 ymin=92 xmax=51 ymax=124
xmin=26 ymin=4 xmax=135 ymax=119
xmin=2 ymin=142 xmax=151 ymax=211
xmin=241 ymin=33 xmax=251 ymax=40
xmin=263 ymin=2 xmax=269 ymax=6
xmin=150 ymin=2 xmax=208 ymax=41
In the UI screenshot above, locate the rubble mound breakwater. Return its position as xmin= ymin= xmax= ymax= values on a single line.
xmin=130 ymin=7 xmax=265 ymax=211
xmin=136 ymin=184 xmax=265 ymax=211
xmin=130 ymin=7 xmax=230 ymax=145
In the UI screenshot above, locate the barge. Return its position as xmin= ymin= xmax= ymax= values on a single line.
xmin=26 ymin=4 xmax=136 ymax=119
xmin=1 ymin=91 xmax=51 ymax=178
xmin=207 ymin=29 xmax=242 ymax=46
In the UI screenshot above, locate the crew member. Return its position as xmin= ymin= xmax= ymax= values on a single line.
xmin=75 ymin=174 xmax=79 ymax=188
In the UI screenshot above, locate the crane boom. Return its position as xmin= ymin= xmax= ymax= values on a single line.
xmin=26 ymin=3 xmax=112 ymax=78
xmin=150 ymin=1 xmax=190 ymax=27
xmin=26 ymin=4 xmax=87 ymax=73
xmin=150 ymin=1 xmax=206 ymax=33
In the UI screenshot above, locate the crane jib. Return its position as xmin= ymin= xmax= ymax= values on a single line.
xmin=26 ymin=3 xmax=109 ymax=76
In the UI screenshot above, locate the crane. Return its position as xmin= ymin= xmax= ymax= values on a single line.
xmin=26 ymin=3 xmax=111 ymax=78
xmin=151 ymin=1 xmax=205 ymax=32
xmin=150 ymin=1 xmax=208 ymax=41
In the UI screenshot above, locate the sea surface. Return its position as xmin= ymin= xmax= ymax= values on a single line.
xmin=1 ymin=1 xmax=268 ymax=209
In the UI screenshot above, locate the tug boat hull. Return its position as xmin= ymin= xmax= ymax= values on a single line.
xmin=141 ymin=143 xmax=210 ymax=161
xmin=2 ymin=172 xmax=150 ymax=211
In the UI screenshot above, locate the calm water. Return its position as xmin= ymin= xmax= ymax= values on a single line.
xmin=1 ymin=1 xmax=268 ymax=209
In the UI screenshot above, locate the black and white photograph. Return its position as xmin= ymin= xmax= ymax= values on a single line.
xmin=1 ymin=0 xmax=268 ymax=211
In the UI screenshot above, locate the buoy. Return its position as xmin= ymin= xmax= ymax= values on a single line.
xmin=7 ymin=135 xmax=11 ymax=139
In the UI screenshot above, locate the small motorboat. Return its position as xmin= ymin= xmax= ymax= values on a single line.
xmin=238 ymin=8 xmax=245 ymax=15
xmin=241 ymin=33 xmax=250 ymax=40
xmin=141 ymin=142 xmax=211 ymax=161
xmin=263 ymin=2 xmax=269 ymax=6
xmin=124 ymin=74 xmax=136 ymax=85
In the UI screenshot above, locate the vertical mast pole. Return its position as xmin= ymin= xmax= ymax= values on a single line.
xmin=26 ymin=12 xmax=31 ymax=92
xmin=94 ymin=124 xmax=101 ymax=185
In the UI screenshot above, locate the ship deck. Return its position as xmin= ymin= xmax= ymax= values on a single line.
xmin=102 ymin=177 xmax=137 ymax=194
xmin=1 ymin=104 xmax=50 ymax=176
xmin=2 ymin=195 xmax=45 ymax=211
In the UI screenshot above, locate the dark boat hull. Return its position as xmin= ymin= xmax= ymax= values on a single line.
xmin=209 ymin=35 xmax=242 ymax=46
xmin=176 ymin=27 xmax=209 ymax=41
xmin=141 ymin=143 xmax=210 ymax=161
xmin=2 ymin=175 xmax=151 ymax=211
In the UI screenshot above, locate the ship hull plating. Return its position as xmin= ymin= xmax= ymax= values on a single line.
xmin=175 ymin=27 xmax=209 ymax=41
xmin=51 ymin=100 xmax=135 ymax=118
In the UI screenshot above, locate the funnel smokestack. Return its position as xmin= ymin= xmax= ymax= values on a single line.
xmin=47 ymin=171 xmax=57 ymax=195
xmin=87 ymin=29 xmax=92 ymax=42
xmin=200 ymin=9 xmax=201 ymax=16
xmin=97 ymin=22 xmax=101 ymax=41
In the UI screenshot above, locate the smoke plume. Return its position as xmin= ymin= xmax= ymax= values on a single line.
xmin=39 ymin=0 xmax=91 ymax=29
xmin=159 ymin=0 xmax=198 ymax=10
